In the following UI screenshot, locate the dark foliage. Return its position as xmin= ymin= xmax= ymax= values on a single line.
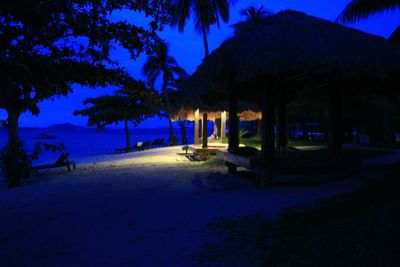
xmin=0 ymin=142 xmax=31 ymax=188
xmin=337 ymin=0 xmax=400 ymax=24
xmin=0 ymin=141 xmax=65 ymax=187
xmin=171 ymin=0 xmax=235 ymax=56
xmin=337 ymin=0 xmax=400 ymax=40
xmin=0 ymin=0 xmax=173 ymax=117
xmin=231 ymin=5 xmax=272 ymax=35
xmin=74 ymin=80 xmax=162 ymax=150
xmin=0 ymin=0 xmax=174 ymax=187
xmin=31 ymin=142 xmax=65 ymax=161
xmin=143 ymin=40 xmax=187 ymax=145
xmin=74 ymin=80 xmax=162 ymax=129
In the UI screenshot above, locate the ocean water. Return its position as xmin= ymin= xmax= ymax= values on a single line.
xmin=0 ymin=125 xmax=195 ymax=164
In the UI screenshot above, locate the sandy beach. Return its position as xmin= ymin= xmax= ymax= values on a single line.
xmin=0 ymin=147 xmax=363 ymax=266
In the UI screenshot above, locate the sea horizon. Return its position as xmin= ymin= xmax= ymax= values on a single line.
xmin=0 ymin=123 xmax=195 ymax=164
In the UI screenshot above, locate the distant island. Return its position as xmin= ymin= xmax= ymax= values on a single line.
xmin=46 ymin=123 xmax=88 ymax=131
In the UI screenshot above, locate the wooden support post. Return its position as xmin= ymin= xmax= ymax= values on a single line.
xmin=278 ymin=89 xmax=288 ymax=150
xmin=328 ymin=80 xmax=343 ymax=162
xmin=221 ymin=111 xmax=227 ymax=144
xmin=194 ymin=109 xmax=199 ymax=145
xmin=228 ymin=88 xmax=239 ymax=150
xmin=202 ymin=113 xmax=208 ymax=148
xmin=199 ymin=118 xmax=202 ymax=138
xmin=262 ymin=90 xmax=276 ymax=160
xmin=215 ymin=118 xmax=221 ymax=137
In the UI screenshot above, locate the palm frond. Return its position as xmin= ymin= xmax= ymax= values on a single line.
xmin=232 ymin=5 xmax=273 ymax=35
xmin=142 ymin=56 xmax=159 ymax=75
xmin=171 ymin=0 xmax=192 ymax=32
xmin=166 ymin=56 xmax=178 ymax=66
xmin=143 ymin=40 xmax=187 ymax=90
xmin=170 ymin=65 xmax=188 ymax=79
xmin=337 ymin=0 xmax=400 ymax=24
xmin=145 ymin=68 xmax=161 ymax=87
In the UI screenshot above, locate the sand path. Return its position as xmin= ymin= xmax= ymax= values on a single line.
xmin=0 ymin=147 xmax=362 ymax=266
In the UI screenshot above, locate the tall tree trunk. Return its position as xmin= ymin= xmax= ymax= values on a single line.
xmin=201 ymin=24 xmax=209 ymax=57
xmin=168 ymin=118 xmax=174 ymax=145
xmin=7 ymin=110 xmax=20 ymax=149
xmin=162 ymin=73 xmax=174 ymax=146
xmin=124 ymin=119 xmax=131 ymax=152
xmin=5 ymin=109 xmax=22 ymax=188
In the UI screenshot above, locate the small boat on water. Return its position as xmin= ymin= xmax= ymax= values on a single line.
xmin=35 ymin=133 xmax=58 ymax=140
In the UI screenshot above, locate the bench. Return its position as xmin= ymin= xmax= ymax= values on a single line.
xmin=32 ymin=152 xmax=76 ymax=172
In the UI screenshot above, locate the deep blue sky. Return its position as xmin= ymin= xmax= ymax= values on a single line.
xmin=2 ymin=0 xmax=399 ymax=128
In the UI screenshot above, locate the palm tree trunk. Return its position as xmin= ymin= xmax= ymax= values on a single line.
xmin=201 ymin=23 xmax=210 ymax=57
xmin=124 ymin=119 xmax=131 ymax=152
xmin=162 ymin=73 xmax=174 ymax=146
xmin=168 ymin=118 xmax=174 ymax=145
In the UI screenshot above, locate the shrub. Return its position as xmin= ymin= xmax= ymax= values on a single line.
xmin=32 ymin=142 xmax=65 ymax=161
xmin=0 ymin=141 xmax=65 ymax=188
xmin=0 ymin=142 xmax=32 ymax=188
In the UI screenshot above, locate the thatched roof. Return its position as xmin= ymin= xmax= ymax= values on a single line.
xmin=171 ymin=101 xmax=261 ymax=122
xmin=187 ymin=10 xmax=400 ymax=93
xmin=170 ymin=77 xmax=261 ymax=121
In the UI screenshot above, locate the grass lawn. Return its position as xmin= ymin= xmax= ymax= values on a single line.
xmin=240 ymin=135 xmax=394 ymax=161
xmin=240 ymin=134 xmax=262 ymax=150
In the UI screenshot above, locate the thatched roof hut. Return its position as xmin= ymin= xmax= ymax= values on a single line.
xmin=170 ymin=80 xmax=262 ymax=148
xmin=184 ymin=10 xmax=400 ymax=160
xmin=171 ymin=102 xmax=261 ymax=122
xmin=187 ymin=10 xmax=400 ymax=96
xmin=170 ymin=76 xmax=261 ymax=122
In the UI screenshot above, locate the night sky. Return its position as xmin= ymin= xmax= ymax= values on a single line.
xmin=3 ymin=0 xmax=400 ymax=128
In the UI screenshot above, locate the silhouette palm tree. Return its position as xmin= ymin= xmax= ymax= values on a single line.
xmin=143 ymin=41 xmax=187 ymax=145
xmin=232 ymin=5 xmax=272 ymax=35
xmin=337 ymin=0 xmax=400 ymax=41
xmin=172 ymin=0 xmax=234 ymax=57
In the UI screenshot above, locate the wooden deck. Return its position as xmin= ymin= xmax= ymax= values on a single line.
xmin=216 ymin=149 xmax=362 ymax=187
xmin=216 ymin=150 xmax=267 ymax=187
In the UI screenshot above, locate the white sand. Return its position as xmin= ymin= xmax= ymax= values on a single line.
xmin=0 ymin=147 xmax=362 ymax=266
